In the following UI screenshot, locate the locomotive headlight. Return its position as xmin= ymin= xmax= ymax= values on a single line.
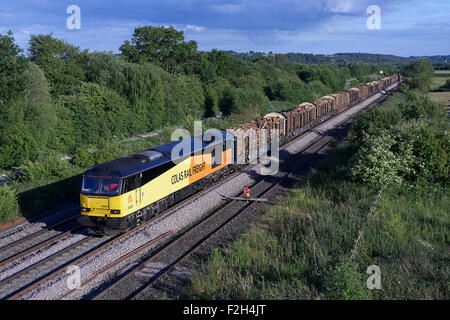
xmin=110 ymin=210 xmax=121 ymax=214
xmin=81 ymin=207 xmax=90 ymax=212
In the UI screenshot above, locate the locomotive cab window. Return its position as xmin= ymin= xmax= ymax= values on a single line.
xmin=82 ymin=177 xmax=100 ymax=194
xmin=81 ymin=177 xmax=122 ymax=196
xmin=101 ymin=178 xmax=121 ymax=195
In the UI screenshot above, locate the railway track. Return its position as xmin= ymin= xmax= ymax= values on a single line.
xmin=0 ymin=225 xmax=83 ymax=269
xmin=0 ymin=204 xmax=79 ymax=240
xmin=2 ymin=212 xmax=172 ymax=300
xmin=1 ymin=85 xmax=398 ymax=300
xmin=0 ymin=144 xmax=260 ymax=300
xmin=4 ymin=164 xmax=255 ymax=300
xmin=0 ymin=234 xmax=97 ymax=299
xmin=1 ymin=169 xmax=247 ymax=300
xmin=1 ymin=111 xmax=315 ymax=300
xmin=0 ymin=214 xmax=81 ymax=263
xmin=81 ymin=115 xmax=355 ymax=300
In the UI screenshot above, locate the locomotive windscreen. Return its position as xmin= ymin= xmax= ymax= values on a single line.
xmin=81 ymin=177 xmax=121 ymax=196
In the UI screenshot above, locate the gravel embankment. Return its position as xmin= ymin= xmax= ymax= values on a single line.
xmin=0 ymin=205 xmax=79 ymax=248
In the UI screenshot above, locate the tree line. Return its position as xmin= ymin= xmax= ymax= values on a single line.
xmin=0 ymin=26 xmax=401 ymax=170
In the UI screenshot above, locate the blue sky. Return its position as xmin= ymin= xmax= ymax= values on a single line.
xmin=1 ymin=0 xmax=449 ymax=57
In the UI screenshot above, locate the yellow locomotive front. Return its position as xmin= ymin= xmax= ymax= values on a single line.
xmin=80 ymin=176 xmax=123 ymax=217
xmin=78 ymin=176 xmax=128 ymax=234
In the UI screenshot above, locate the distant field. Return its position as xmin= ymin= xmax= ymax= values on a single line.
xmin=431 ymin=70 xmax=450 ymax=91
xmin=429 ymin=91 xmax=450 ymax=106
xmin=434 ymin=70 xmax=450 ymax=74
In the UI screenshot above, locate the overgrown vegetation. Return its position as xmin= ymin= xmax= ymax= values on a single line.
xmin=185 ymin=88 xmax=449 ymax=300
xmin=0 ymin=29 xmax=401 ymax=171
xmin=230 ymin=51 xmax=450 ymax=66
xmin=0 ymin=27 xmax=402 ymax=224
xmin=0 ymin=22 xmax=447 ymax=300
xmin=401 ymin=59 xmax=435 ymax=92
xmin=0 ymin=184 xmax=20 ymax=223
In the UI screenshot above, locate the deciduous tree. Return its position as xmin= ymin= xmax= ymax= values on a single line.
xmin=120 ymin=26 xmax=198 ymax=74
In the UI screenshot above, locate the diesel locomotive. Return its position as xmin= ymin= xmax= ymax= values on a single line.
xmin=77 ymin=132 xmax=234 ymax=235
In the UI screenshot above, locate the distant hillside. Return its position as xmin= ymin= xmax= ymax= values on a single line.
xmin=227 ymin=51 xmax=450 ymax=65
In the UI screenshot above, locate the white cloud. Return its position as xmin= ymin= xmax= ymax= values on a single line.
xmin=324 ymin=0 xmax=360 ymax=13
xmin=210 ymin=3 xmax=246 ymax=14
xmin=184 ymin=24 xmax=205 ymax=32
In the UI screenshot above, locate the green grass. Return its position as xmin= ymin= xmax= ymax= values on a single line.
xmin=187 ymin=179 xmax=378 ymax=299
xmin=431 ymin=71 xmax=450 ymax=91
xmin=434 ymin=70 xmax=450 ymax=75
xmin=184 ymin=90 xmax=450 ymax=300
xmin=186 ymin=144 xmax=449 ymax=300
xmin=429 ymin=91 xmax=450 ymax=106
xmin=431 ymin=77 xmax=450 ymax=91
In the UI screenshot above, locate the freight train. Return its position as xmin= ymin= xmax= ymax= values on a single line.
xmin=77 ymin=74 xmax=402 ymax=235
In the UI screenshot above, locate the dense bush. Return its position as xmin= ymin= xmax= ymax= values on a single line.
xmin=3 ymin=29 xmax=394 ymax=173
xmin=93 ymin=141 xmax=123 ymax=165
xmin=391 ymin=120 xmax=449 ymax=182
xmin=174 ymin=74 xmax=205 ymax=115
xmin=0 ymin=31 xmax=30 ymax=104
xmin=73 ymin=141 xmax=123 ymax=168
xmin=266 ymin=76 xmax=310 ymax=103
xmin=29 ymin=34 xmax=87 ymax=96
xmin=306 ymin=80 xmax=331 ymax=101
xmin=325 ymin=259 xmax=370 ymax=300
xmin=402 ymin=59 xmax=434 ymax=92
xmin=204 ymin=84 xmax=219 ymax=117
xmin=348 ymin=106 xmax=403 ymax=148
xmin=399 ymin=93 xmax=446 ymax=120
xmin=72 ymin=146 xmax=96 ymax=168
xmin=347 ymin=90 xmax=449 ymax=187
xmin=19 ymin=154 xmax=78 ymax=183
xmin=57 ymin=82 xmax=133 ymax=149
xmin=0 ymin=184 xmax=20 ymax=223
xmin=23 ymin=63 xmax=57 ymax=149
xmin=309 ymin=63 xmax=350 ymax=92
xmin=85 ymin=52 xmax=128 ymax=92
xmin=0 ymin=122 xmax=39 ymax=168
xmin=220 ymin=85 xmax=270 ymax=116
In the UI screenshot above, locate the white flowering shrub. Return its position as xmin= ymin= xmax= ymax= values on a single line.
xmin=350 ymin=132 xmax=407 ymax=188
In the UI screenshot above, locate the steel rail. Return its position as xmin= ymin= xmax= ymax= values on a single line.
xmin=0 ymin=213 xmax=80 ymax=252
